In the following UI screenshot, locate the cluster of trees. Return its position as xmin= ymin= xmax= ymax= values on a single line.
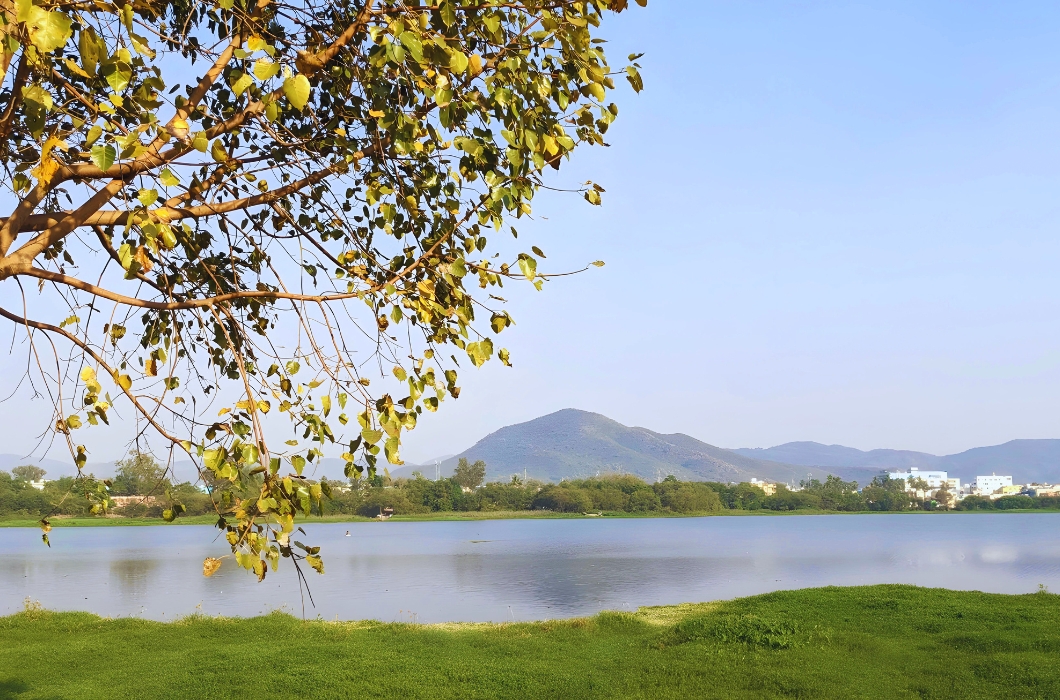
xmin=8 ymin=453 xmax=1060 ymax=521
xmin=0 ymin=453 xmax=215 ymax=520
xmin=328 ymin=468 xmax=724 ymax=516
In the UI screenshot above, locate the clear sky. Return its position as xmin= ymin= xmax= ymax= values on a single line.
xmin=4 ymin=1 xmax=1060 ymax=465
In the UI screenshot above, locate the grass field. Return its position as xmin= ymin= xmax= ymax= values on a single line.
xmin=3 ymin=585 xmax=1060 ymax=699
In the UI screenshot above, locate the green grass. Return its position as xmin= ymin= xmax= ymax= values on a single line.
xmin=3 ymin=585 xmax=1060 ymax=698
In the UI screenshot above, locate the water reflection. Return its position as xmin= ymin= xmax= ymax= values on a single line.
xmin=3 ymin=514 xmax=1060 ymax=622
xmin=110 ymin=558 xmax=157 ymax=599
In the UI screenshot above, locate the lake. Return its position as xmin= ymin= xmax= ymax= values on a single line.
xmin=3 ymin=513 xmax=1060 ymax=622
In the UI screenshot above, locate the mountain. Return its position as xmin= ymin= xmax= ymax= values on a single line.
xmin=391 ymin=409 xmax=832 ymax=485
xmin=732 ymin=440 xmax=1060 ymax=485
xmin=732 ymin=443 xmax=939 ymax=471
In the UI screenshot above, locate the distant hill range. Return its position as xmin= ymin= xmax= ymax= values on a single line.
xmin=732 ymin=440 xmax=1060 ymax=485
xmin=391 ymin=409 xmax=833 ymax=485
xmin=7 ymin=410 xmax=1060 ymax=486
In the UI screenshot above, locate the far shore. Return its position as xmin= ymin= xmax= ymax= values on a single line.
xmin=3 ymin=507 xmax=1059 ymax=529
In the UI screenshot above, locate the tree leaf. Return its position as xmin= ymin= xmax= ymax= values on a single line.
xmin=25 ymin=7 xmax=72 ymax=53
xmin=283 ymin=74 xmax=311 ymax=110
xmin=439 ymin=0 xmax=456 ymax=27
xmin=137 ymin=188 xmax=158 ymax=207
xmin=159 ymin=169 xmax=180 ymax=187
xmin=449 ymin=50 xmax=468 ymax=74
xmin=90 ymin=144 xmax=115 ymax=172
xmin=253 ymin=57 xmax=279 ymax=80
xmin=361 ymin=428 xmax=383 ymax=444
xmin=398 ymin=32 xmax=423 ymax=62
xmin=231 ymin=71 xmax=253 ymax=96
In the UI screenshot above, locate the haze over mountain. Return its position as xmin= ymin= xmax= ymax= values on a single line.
xmin=732 ymin=440 xmax=1060 ymax=485
xmin=391 ymin=409 xmax=832 ymax=485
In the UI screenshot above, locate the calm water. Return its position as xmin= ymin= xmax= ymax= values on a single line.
xmin=3 ymin=514 xmax=1060 ymax=622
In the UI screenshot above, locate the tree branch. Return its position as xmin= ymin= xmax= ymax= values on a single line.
xmin=12 ymin=267 xmax=364 ymax=309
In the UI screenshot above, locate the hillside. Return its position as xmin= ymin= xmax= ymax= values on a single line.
xmin=393 ymin=409 xmax=832 ymax=485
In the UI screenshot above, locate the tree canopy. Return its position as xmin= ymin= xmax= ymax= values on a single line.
xmin=0 ymin=0 xmax=646 ymax=576
xmin=12 ymin=464 xmax=46 ymax=481
xmin=452 ymin=456 xmax=484 ymax=489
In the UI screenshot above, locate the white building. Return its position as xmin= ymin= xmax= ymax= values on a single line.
xmin=29 ymin=479 xmax=48 ymax=491
xmin=887 ymin=468 xmax=959 ymax=492
xmin=975 ymin=474 xmax=1013 ymax=495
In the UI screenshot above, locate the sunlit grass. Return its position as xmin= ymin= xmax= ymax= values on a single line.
xmin=3 ymin=585 xmax=1060 ymax=698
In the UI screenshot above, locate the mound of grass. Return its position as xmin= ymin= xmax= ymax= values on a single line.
xmin=3 ymin=585 xmax=1060 ymax=698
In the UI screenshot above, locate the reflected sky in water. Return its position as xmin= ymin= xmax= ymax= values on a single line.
xmin=3 ymin=514 xmax=1060 ymax=622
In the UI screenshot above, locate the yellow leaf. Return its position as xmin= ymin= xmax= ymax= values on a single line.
xmin=115 ymin=374 xmax=132 ymax=391
xmin=202 ymin=557 xmax=222 ymax=577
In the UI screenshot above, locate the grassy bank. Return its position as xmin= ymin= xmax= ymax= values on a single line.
xmin=4 ymin=507 xmax=1060 ymax=529
xmin=4 ymin=585 xmax=1060 ymax=698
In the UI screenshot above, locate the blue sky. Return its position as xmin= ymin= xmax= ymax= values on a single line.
xmin=399 ymin=0 xmax=1060 ymax=461
xmin=5 ymin=1 xmax=1060 ymax=464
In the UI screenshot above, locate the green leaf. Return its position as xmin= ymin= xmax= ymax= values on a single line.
xmin=84 ymin=125 xmax=102 ymax=147
xmin=290 ymin=455 xmax=306 ymax=475
xmin=320 ymin=394 xmax=331 ymax=417
xmin=210 ymin=139 xmax=228 ymax=162
xmin=253 ymin=57 xmax=279 ymax=81
xmin=78 ymin=27 xmax=101 ymax=75
xmin=439 ymin=0 xmax=456 ymax=27
xmin=102 ymin=61 xmax=131 ymax=93
xmin=384 ymin=437 xmax=403 ymax=465
xmin=191 ymin=132 xmax=208 ymax=152
xmin=65 ymin=415 xmax=82 ymax=430
xmin=231 ymin=71 xmax=253 ymax=96
xmin=203 ymin=448 xmax=224 ymax=471
xmin=159 ymin=168 xmax=180 ymax=187
xmin=137 ymin=188 xmax=158 ymax=207
xmin=25 ymin=7 xmax=72 ymax=53
xmin=398 ymin=32 xmax=423 ymax=62
xmin=466 ymin=338 xmax=494 ymax=367
xmin=361 ymin=428 xmax=383 ymax=445
xmin=90 ymin=144 xmax=115 ymax=171
xmin=283 ymin=74 xmax=311 ymax=110
xmin=449 ymin=50 xmax=468 ymax=74
xmin=162 ymin=509 xmax=175 ymax=522
xmin=518 ymin=256 xmax=537 ymax=280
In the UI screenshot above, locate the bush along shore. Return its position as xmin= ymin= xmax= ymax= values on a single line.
xmin=4 ymin=585 xmax=1060 ymax=699
xmin=4 ymin=455 xmax=1060 ymax=524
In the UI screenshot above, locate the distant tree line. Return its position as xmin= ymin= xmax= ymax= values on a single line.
xmin=5 ymin=455 xmax=1060 ymax=520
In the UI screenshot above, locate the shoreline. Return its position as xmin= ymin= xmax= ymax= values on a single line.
xmin=3 ymin=507 xmax=1059 ymax=529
